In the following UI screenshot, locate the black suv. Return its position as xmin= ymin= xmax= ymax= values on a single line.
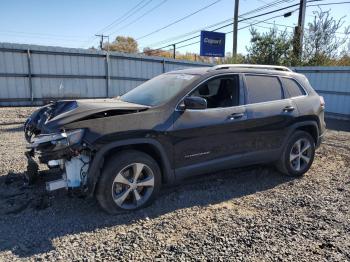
xmin=24 ymin=64 xmax=326 ymax=213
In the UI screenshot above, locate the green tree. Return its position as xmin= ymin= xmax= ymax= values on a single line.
xmin=221 ymin=53 xmax=246 ymax=64
xmin=246 ymin=27 xmax=293 ymax=65
xmin=303 ymin=9 xmax=350 ymax=65
xmin=104 ymin=36 xmax=139 ymax=53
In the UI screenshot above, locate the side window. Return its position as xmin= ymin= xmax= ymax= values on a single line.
xmin=190 ymin=75 xmax=240 ymax=108
xmin=245 ymin=75 xmax=283 ymax=104
xmin=281 ymin=77 xmax=306 ymax=98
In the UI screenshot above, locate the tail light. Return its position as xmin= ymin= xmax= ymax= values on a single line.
xmin=320 ymin=96 xmax=325 ymax=109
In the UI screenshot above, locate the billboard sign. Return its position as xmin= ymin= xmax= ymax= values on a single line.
xmin=200 ymin=30 xmax=226 ymax=57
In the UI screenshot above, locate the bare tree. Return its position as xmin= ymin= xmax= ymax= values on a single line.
xmin=303 ymin=9 xmax=350 ymax=65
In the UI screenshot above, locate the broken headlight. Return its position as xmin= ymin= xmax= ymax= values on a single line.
xmin=27 ymin=129 xmax=85 ymax=151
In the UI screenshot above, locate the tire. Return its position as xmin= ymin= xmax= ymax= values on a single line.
xmin=276 ymin=130 xmax=315 ymax=177
xmin=96 ymin=150 xmax=161 ymax=214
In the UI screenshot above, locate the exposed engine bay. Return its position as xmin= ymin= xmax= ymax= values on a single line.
xmin=24 ymin=98 xmax=150 ymax=193
xmin=25 ymin=129 xmax=91 ymax=192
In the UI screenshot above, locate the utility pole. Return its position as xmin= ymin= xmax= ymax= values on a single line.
xmin=95 ymin=34 xmax=109 ymax=50
xmin=232 ymin=0 xmax=239 ymax=59
xmin=172 ymin=44 xmax=176 ymax=59
xmin=293 ymin=0 xmax=306 ymax=59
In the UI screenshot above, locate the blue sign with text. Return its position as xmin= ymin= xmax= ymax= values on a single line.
xmin=200 ymin=31 xmax=226 ymax=57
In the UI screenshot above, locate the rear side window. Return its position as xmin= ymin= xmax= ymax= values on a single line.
xmin=245 ymin=75 xmax=283 ymax=104
xmin=281 ymin=77 xmax=306 ymax=97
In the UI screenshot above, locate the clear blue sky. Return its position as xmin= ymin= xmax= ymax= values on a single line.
xmin=0 ymin=0 xmax=349 ymax=55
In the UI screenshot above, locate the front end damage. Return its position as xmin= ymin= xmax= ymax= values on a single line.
xmin=23 ymin=98 xmax=150 ymax=194
xmin=25 ymin=129 xmax=92 ymax=192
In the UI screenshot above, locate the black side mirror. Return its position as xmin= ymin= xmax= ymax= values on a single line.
xmin=182 ymin=96 xmax=207 ymax=110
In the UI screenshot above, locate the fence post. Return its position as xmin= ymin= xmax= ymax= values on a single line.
xmin=105 ymin=53 xmax=110 ymax=97
xmin=162 ymin=59 xmax=166 ymax=73
xmin=26 ymin=49 xmax=34 ymax=104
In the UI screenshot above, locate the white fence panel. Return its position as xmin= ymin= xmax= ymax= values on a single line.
xmin=294 ymin=66 xmax=350 ymax=119
xmin=0 ymin=42 xmax=209 ymax=105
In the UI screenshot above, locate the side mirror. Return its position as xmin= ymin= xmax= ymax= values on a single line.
xmin=182 ymin=96 xmax=207 ymax=110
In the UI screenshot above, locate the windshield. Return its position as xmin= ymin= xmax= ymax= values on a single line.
xmin=121 ymin=73 xmax=197 ymax=106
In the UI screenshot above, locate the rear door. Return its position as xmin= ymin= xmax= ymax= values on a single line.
xmin=243 ymin=74 xmax=299 ymax=153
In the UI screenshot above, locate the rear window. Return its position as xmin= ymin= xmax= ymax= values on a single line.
xmin=245 ymin=75 xmax=283 ymax=104
xmin=281 ymin=77 xmax=306 ymax=97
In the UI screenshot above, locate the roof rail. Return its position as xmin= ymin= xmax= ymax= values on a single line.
xmin=212 ymin=64 xmax=292 ymax=72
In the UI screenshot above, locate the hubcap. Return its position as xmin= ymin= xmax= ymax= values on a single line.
xmin=289 ymin=138 xmax=312 ymax=172
xmin=112 ymin=163 xmax=155 ymax=209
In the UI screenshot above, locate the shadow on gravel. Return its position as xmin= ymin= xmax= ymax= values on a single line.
xmin=1 ymin=125 xmax=23 ymax=133
xmin=0 ymin=166 xmax=295 ymax=257
xmin=0 ymin=121 xmax=24 ymax=126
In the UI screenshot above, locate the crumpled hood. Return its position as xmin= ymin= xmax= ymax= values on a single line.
xmin=24 ymin=98 xmax=149 ymax=141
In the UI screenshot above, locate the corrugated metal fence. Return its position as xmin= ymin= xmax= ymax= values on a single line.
xmin=0 ymin=43 xmax=209 ymax=106
xmin=0 ymin=43 xmax=349 ymax=119
xmin=293 ymin=66 xmax=350 ymax=120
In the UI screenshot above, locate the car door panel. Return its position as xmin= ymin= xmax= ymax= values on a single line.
xmin=244 ymin=99 xmax=299 ymax=152
xmin=242 ymin=74 xmax=300 ymax=153
xmin=171 ymin=105 xmax=251 ymax=168
xmin=170 ymin=74 xmax=255 ymax=171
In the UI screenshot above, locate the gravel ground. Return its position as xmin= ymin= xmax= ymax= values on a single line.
xmin=0 ymin=107 xmax=349 ymax=261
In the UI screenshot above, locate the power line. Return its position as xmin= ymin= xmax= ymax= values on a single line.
xmin=142 ymin=0 xmax=298 ymax=49
xmin=97 ymin=0 xmax=148 ymax=33
xmin=109 ymin=0 xmax=168 ymax=36
xmin=81 ymin=0 xmax=148 ymax=47
xmin=106 ymin=0 xmax=154 ymax=33
xmin=239 ymin=0 xmax=295 ymax=18
xmin=141 ymin=0 xmax=334 ymax=54
xmin=143 ymin=2 xmax=301 ymax=53
xmin=142 ymin=17 xmax=233 ymax=48
xmin=176 ymin=1 xmax=350 ymax=51
xmin=176 ymin=22 xmax=293 ymax=50
xmin=307 ymin=1 xmax=350 ymax=7
xmin=176 ymin=13 xmax=293 ymax=50
xmin=95 ymin=34 xmax=109 ymax=50
xmin=136 ymin=0 xmax=224 ymax=40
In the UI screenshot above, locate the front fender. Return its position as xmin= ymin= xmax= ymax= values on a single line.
xmin=86 ymin=138 xmax=174 ymax=196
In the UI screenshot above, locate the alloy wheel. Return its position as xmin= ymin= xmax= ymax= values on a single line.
xmin=289 ymin=138 xmax=312 ymax=172
xmin=111 ymin=163 xmax=155 ymax=209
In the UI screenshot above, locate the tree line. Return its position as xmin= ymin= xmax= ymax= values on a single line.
xmin=93 ymin=9 xmax=350 ymax=66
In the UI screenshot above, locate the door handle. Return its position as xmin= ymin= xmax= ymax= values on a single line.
xmin=228 ymin=112 xmax=244 ymax=120
xmin=283 ymin=106 xmax=295 ymax=112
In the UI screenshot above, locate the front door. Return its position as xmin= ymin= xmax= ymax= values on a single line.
xmin=171 ymin=74 xmax=253 ymax=176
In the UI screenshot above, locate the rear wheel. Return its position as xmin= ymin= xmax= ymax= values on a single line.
xmin=276 ymin=131 xmax=315 ymax=177
xmin=96 ymin=150 xmax=161 ymax=213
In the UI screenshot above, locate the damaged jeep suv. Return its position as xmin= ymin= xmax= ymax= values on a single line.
xmin=24 ymin=64 xmax=325 ymax=213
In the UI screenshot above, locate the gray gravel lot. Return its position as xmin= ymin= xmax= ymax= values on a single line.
xmin=0 ymin=107 xmax=349 ymax=261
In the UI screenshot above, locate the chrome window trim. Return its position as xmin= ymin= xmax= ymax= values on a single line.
xmin=175 ymin=72 xmax=309 ymax=112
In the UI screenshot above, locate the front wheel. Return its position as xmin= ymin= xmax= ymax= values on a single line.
xmin=96 ymin=150 xmax=161 ymax=213
xmin=276 ymin=131 xmax=315 ymax=177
